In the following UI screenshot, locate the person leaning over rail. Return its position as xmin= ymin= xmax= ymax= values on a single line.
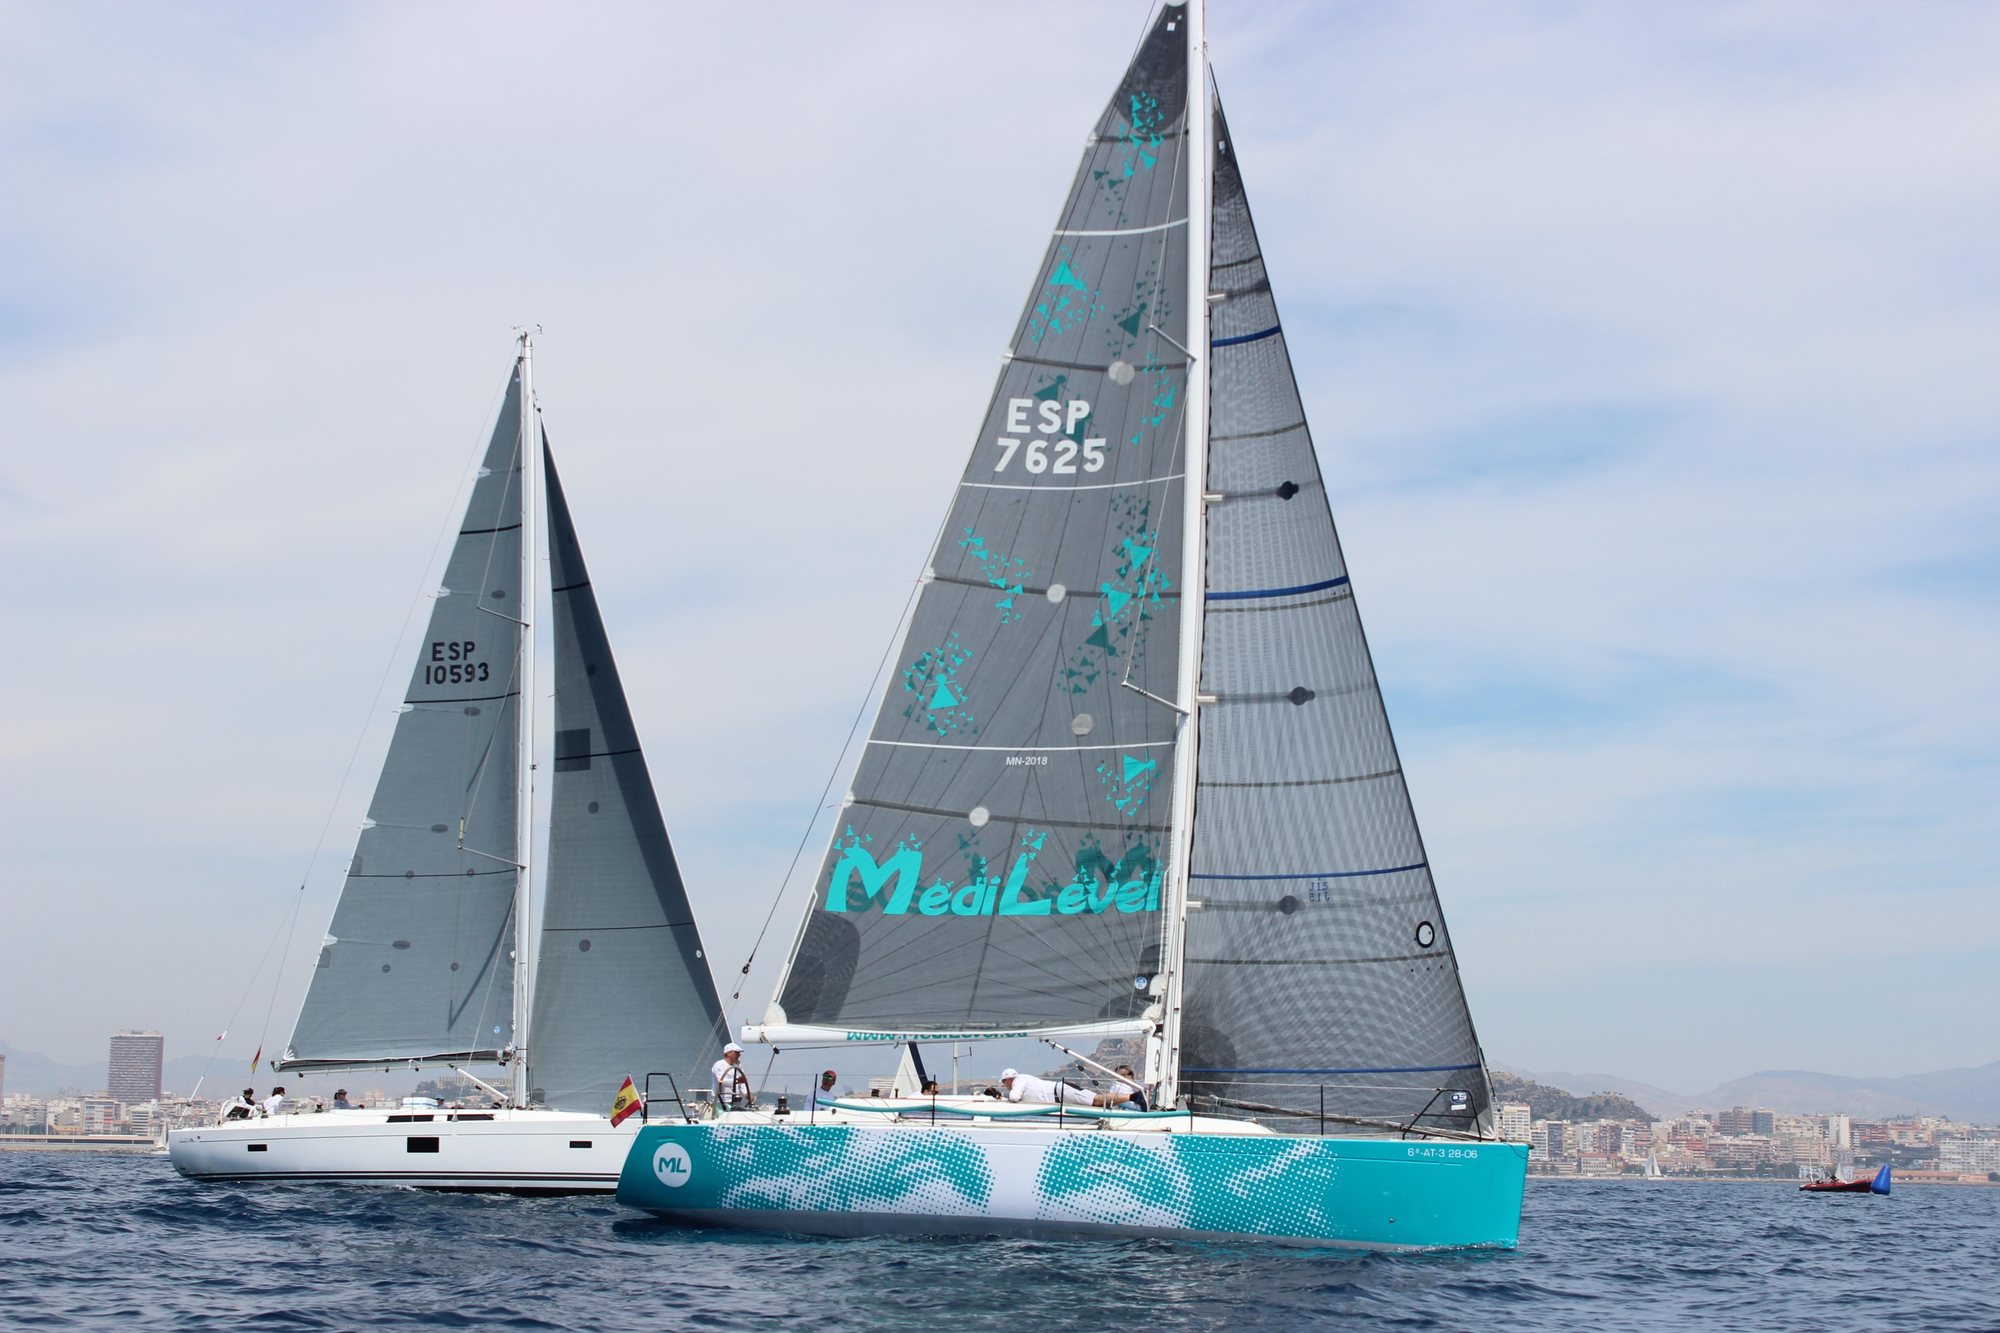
xmin=999 ymin=1069 xmax=1122 ymax=1107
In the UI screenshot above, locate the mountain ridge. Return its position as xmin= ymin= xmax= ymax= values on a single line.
xmin=1497 ymin=1060 xmax=2000 ymax=1124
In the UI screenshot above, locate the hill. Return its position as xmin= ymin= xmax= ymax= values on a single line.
xmin=1488 ymin=1071 xmax=1653 ymax=1123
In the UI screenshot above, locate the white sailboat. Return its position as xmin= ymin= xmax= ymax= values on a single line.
xmin=615 ymin=1 xmax=1527 ymax=1248
xmin=170 ymin=336 xmax=727 ymax=1192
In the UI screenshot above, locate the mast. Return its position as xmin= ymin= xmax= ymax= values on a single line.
xmin=1156 ymin=0 xmax=1210 ymax=1112
xmin=511 ymin=330 xmax=539 ymax=1106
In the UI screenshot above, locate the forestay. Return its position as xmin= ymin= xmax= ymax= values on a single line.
xmin=763 ymin=8 xmax=1195 ymax=1040
xmin=526 ymin=445 xmax=727 ymax=1112
xmin=1180 ymin=102 xmax=1491 ymax=1128
xmin=283 ymin=364 xmax=526 ymax=1070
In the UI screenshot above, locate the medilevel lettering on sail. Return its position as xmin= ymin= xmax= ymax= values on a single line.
xmin=821 ymin=834 xmax=1161 ymax=918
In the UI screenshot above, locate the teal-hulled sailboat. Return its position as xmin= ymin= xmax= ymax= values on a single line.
xmin=617 ymin=0 xmax=1526 ymax=1249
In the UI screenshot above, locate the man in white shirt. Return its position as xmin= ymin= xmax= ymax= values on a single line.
xmin=711 ymin=1043 xmax=755 ymax=1107
xmin=998 ymin=1069 xmax=1113 ymax=1107
xmin=813 ymin=1070 xmax=842 ymax=1108
xmin=261 ymin=1087 xmax=287 ymax=1118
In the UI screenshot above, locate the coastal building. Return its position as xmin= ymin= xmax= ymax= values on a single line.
xmin=1940 ymin=1140 xmax=2000 ymax=1173
xmin=80 ymin=1097 xmax=120 ymax=1135
xmin=107 ymin=1031 xmax=164 ymax=1106
xmin=1827 ymin=1114 xmax=1851 ymax=1148
xmin=1715 ymin=1106 xmax=1775 ymax=1135
xmin=1497 ymin=1103 xmax=1532 ymax=1143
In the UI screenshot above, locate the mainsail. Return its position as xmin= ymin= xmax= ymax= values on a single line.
xmin=1179 ymin=102 xmax=1492 ymax=1127
xmin=759 ymin=9 xmax=1194 ymax=1041
xmin=526 ymin=444 xmax=727 ymax=1112
xmin=283 ymin=364 xmax=526 ymax=1070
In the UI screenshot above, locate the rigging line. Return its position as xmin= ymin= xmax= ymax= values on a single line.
xmin=250 ymin=885 xmax=308 ymax=1077
xmin=721 ymin=548 xmax=931 ymax=1023
xmin=192 ymin=896 xmax=303 ymax=1096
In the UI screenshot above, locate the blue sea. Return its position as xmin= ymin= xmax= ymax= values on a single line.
xmin=2 ymin=1151 xmax=1994 ymax=1331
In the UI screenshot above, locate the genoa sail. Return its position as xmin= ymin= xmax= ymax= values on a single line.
xmin=526 ymin=444 xmax=727 ymax=1112
xmin=283 ymin=363 xmax=527 ymax=1071
xmin=1178 ymin=101 xmax=1491 ymax=1127
xmin=762 ymin=8 xmax=1195 ymax=1039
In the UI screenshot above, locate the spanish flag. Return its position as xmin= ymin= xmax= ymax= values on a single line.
xmin=610 ymin=1076 xmax=642 ymax=1127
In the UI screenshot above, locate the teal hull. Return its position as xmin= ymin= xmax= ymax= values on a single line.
xmin=617 ymin=1122 xmax=1527 ymax=1251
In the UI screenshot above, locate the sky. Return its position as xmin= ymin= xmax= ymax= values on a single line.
xmin=2 ymin=1 xmax=1994 ymax=1098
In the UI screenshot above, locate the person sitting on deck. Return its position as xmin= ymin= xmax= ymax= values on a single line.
xmin=261 ymin=1087 xmax=287 ymax=1117
xmin=998 ymin=1069 xmax=1115 ymax=1107
xmin=812 ymin=1070 xmax=841 ymax=1108
xmin=333 ymin=1089 xmax=360 ymax=1110
xmin=222 ymin=1089 xmax=256 ymax=1121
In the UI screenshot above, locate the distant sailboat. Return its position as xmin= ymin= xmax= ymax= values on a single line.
xmin=1645 ymin=1150 xmax=1663 ymax=1179
xmin=170 ymin=336 xmax=726 ymax=1192
xmin=615 ymin=1 xmax=1527 ymax=1248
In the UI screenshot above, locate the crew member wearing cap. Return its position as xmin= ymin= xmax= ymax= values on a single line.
xmin=998 ymin=1069 xmax=1119 ymax=1107
xmin=813 ymin=1070 xmax=841 ymax=1108
xmin=712 ymin=1043 xmax=755 ymax=1108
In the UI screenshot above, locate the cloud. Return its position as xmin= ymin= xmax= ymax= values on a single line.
xmin=2 ymin=2 xmax=1993 ymax=1092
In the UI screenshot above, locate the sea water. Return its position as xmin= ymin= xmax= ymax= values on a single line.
xmin=2 ymin=1151 xmax=1993 ymax=1331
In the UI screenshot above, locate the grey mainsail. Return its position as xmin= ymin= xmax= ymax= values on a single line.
xmin=283 ymin=364 xmax=526 ymax=1070
xmin=526 ymin=444 xmax=727 ymax=1112
xmin=765 ymin=8 xmax=1194 ymax=1037
xmin=1180 ymin=101 xmax=1491 ymax=1126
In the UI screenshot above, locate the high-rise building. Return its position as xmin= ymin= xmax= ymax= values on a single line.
xmin=1751 ymin=1109 xmax=1775 ymax=1136
xmin=107 ymin=1031 xmax=164 ymax=1106
xmin=1716 ymin=1105 xmax=1757 ymax=1135
xmin=1496 ymin=1103 xmax=1532 ymax=1143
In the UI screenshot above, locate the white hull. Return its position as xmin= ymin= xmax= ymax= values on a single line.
xmin=168 ymin=1107 xmax=636 ymax=1193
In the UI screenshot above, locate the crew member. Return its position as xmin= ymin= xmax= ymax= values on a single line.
xmin=711 ymin=1043 xmax=754 ymax=1107
xmin=813 ymin=1070 xmax=842 ymax=1108
xmin=223 ymin=1089 xmax=256 ymax=1121
xmin=1108 ymin=1065 xmax=1148 ymax=1111
xmin=998 ymin=1068 xmax=1112 ymax=1107
xmin=333 ymin=1089 xmax=360 ymax=1110
xmin=261 ymin=1087 xmax=287 ymax=1118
